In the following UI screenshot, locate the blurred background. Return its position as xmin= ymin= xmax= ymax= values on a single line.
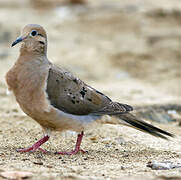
xmin=1 ymin=0 xmax=181 ymax=121
xmin=0 ymin=0 xmax=181 ymax=179
xmin=1 ymin=0 xmax=181 ymax=105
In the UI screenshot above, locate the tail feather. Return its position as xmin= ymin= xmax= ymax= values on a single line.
xmin=115 ymin=113 xmax=174 ymax=140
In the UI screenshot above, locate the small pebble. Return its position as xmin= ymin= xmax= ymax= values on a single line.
xmin=147 ymin=160 xmax=181 ymax=170
xmin=33 ymin=162 xmax=43 ymax=165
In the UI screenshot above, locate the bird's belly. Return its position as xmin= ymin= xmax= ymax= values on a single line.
xmin=45 ymin=107 xmax=102 ymax=132
xmin=18 ymin=102 xmax=101 ymax=132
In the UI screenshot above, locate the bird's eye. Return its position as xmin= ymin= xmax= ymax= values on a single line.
xmin=30 ymin=30 xmax=38 ymax=36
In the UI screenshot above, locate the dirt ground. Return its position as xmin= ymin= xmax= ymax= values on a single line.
xmin=0 ymin=0 xmax=181 ymax=179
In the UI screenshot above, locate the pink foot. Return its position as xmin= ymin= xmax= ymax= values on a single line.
xmin=56 ymin=131 xmax=87 ymax=155
xmin=17 ymin=135 xmax=49 ymax=153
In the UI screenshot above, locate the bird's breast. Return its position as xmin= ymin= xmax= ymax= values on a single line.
xmin=7 ymin=60 xmax=51 ymax=118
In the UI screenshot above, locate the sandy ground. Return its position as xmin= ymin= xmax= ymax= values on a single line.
xmin=0 ymin=0 xmax=181 ymax=179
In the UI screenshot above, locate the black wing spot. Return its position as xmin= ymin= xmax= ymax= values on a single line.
xmin=80 ymin=91 xmax=85 ymax=98
xmin=76 ymin=100 xmax=80 ymax=103
xmin=71 ymin=100 xmax=75 ymax=104
xmin=87 ymin=98 xmax=92 ymax=102
xmin=82 ymin=87 xmax=87 ymax=92
xmin=80 ymin=87 xmax=87 ymax=98
xmin=56 ymin=79 xmax=59 ymax=83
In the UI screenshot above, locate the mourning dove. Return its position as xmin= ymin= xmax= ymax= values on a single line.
xmin=6 ymin=24 xmax=173 ymax=155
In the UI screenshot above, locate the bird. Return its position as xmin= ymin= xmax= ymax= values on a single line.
xmin=6 ymin=24 xmax=174 ymax=155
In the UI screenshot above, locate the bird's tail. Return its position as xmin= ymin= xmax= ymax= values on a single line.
xmin=114 ymin=113 xmax=174 ymax=140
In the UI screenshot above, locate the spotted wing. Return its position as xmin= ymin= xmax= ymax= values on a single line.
xmin=46 ymin=65 xmax=133 ymax=116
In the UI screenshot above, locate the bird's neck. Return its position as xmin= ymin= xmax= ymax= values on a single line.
xmin=17 ymin=50 xmax=49 ymax=67
xmin=19 ymin=42 xmax=47 ymax=57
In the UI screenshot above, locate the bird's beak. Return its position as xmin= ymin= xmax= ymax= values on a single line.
xmin=11 ymin=36 xmax=27 ymax=47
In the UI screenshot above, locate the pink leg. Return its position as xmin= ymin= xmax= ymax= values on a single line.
xmin=17 ymin=135 xmax=49 ymax=153
xmin=56 ymin=131 xmax=86 ymax=155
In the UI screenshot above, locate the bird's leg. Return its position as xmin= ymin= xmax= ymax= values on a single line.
xmin=17 ymin=135 xmax=50 ymax=153
xmin=56 ymin=131 xmax=86 ymax=155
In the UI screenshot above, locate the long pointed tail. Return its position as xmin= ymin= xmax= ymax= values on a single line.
xmin=114 ymin=113 xmax=174 ymax=140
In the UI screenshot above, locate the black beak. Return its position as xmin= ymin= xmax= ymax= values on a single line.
xmin=11 ymin=37 xmax=24 ymax=47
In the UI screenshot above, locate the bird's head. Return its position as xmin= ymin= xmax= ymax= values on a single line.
xmin=12 ymin=24 xmax=47 ymax=55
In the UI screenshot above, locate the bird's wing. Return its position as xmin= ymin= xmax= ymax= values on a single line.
xmin=46 ymin=65 xmax=133 ymax=115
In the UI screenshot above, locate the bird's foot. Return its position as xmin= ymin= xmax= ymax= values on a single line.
xmin=56 ymin=131 xmax=85 ymax=155
xmin=17 ymin=135 xmax=49 ymax=153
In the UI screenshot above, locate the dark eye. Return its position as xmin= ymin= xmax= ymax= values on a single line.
xmin=30 ymin=30 xmax=37 ymax=36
